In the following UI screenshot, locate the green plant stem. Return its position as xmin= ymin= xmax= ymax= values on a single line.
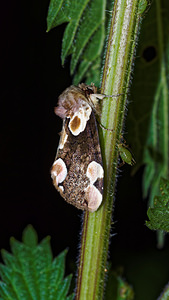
xmin=76 ymin=0 xmax=145 ymax=299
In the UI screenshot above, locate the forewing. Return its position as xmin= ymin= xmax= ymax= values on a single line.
xmin=51 ymin=112 xmax=104 ymax=212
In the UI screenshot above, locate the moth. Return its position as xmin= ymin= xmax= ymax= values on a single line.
xmin=51 ymin=83 xmax=105 ymax=212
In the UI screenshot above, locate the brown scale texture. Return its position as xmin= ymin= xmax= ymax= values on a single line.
xmin=55 ymin=111 xmax=103 ymax=211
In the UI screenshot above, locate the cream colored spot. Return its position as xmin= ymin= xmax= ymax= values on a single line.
xmin=86 ymin=161 xmax=104 ymax=184
xmin=85 ymin=185 xmax=102 ymax=212
xmin=58 ymin=185 xmax=64 ymax=192
xmin=68 ymin=103 xmax=92 ymax=136
xmin=85 ymin=161 xmax=104 ymax=212
xmin=51 ymin=158 xmax=67 ymax=186
xmin=59 ymin=131 xmax=68 ymax=149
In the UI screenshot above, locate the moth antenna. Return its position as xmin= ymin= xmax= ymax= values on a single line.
xmin=98 ymin=122 xmax=114 ymax=132
xmin=103 ymin=93 xmax=124 ymax=98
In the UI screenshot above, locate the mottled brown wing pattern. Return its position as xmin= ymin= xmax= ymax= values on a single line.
xmin=51 ymin=84 xmax=104 ymax=212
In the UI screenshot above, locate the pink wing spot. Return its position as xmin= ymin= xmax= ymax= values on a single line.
xmin=51 ymin=158 xmax=67 ymax=186
xmin=86 ymin=161 xmax=104 ymax=184
xmin=85 ymin=185 xmax=102 ymax=212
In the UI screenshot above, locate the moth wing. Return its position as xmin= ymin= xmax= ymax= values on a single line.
xmin=51 ymin=112 xmax=104 ymax=212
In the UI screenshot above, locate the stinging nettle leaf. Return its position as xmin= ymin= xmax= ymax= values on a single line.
xmin=127 ymin=1 xmax=169 ymax=246
xmin=47 ymin=0 xmax=67 ymax=31
xmin=0 ymin=226 xmax=74 ymax=300
xmin=69 ymin=0 xmax=106 ymax=73
xmin=47 ymin=0 xmax=106 ymax=83
xmin=22 ymin=224 xmax=38 ymax=247
xmin=146 ymin=178 xmax=169 ymax=232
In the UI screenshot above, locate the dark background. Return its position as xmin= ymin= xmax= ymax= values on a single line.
xmin=1 ymin=1 xmax=169 ymax=299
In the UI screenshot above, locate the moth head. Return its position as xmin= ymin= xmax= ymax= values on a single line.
xmin=54 ymin=106 xmax=67 ymax=119
xmin=54 ymin=85 xmax=86 ymax=119
xmin=78 ymin=83 xmax=103 ymax=114
xmin=79 ymin=83 xmax=97 ymax=95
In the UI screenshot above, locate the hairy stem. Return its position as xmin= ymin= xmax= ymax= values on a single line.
xmin=76 ymin=0 xmax=145 ymax=299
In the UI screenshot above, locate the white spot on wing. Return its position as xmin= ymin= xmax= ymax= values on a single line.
xmin=59 ymin=132 xmax=68 ymax=149
xmin=85 ymin=185 xmax=102 ymax=212
xmin=58 ymin=185 xmax=64 ymax=192
xmin=85 ymin=161 xmax=104 ymax=212
xmin=69 ymin=103 xmax=92 ymax=136
xmin=51 ymin=158 xmax=67 ymax=186
xmin=86 ymin=161 xmax=104 ymax=184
